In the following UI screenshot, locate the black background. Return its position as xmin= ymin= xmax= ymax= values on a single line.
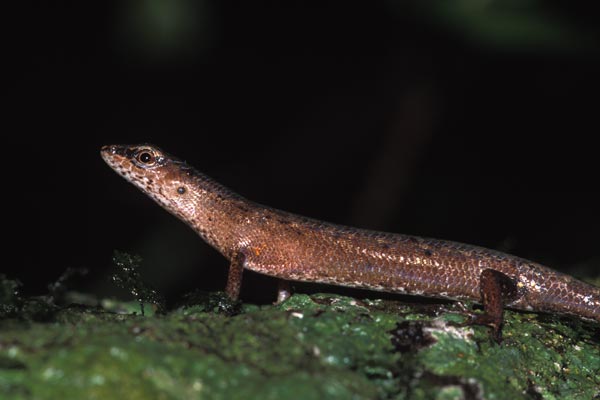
xmin=7 ymin=2 xmax=600 ymax=303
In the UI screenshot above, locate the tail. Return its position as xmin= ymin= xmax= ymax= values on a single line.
xmin=532 ymin=273 xmax=600 ymax=323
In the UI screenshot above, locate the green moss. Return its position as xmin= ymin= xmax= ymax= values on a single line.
xmin=1 ymin=286 xmax=599 ymax=399
xmin=111 ymin=251 xmax=166 ymax=315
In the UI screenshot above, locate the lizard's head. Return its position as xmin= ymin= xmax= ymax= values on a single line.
xmin=101 ymin=144 xmax=202 ymax=222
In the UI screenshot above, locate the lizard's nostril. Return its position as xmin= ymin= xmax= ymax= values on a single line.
xmin=101 ymin=145 xmax=117 ymax=154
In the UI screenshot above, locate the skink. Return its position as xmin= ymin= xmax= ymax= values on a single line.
xmin=101 ymin=144 xmax=600 ymax=341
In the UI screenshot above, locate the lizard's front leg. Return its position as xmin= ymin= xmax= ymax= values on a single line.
xmin=225 ymin=252 xmax=245 ymax=300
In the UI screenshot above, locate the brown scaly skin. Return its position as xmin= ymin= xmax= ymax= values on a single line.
xmin=101 ymin=144 xmax=600 ymax=341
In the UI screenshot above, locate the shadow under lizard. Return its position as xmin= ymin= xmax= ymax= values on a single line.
xmin=101 ymin=144 xmax=600 ymax=342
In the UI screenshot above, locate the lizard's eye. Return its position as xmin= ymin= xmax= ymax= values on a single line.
xmin=135 ymin=150 xmax=156 ymax=166
xmin=138 ymin=152 xmax=153 ymax=163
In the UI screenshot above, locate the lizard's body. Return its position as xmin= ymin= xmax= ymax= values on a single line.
xmin=101 ymin=144 xmax=600 ymax=340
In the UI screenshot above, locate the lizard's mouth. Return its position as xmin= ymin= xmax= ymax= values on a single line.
xmin=100 ymin=145 xmax=129 ymax=174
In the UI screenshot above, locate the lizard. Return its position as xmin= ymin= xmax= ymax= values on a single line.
xmin=101 ymin=144 xmax=600 ymax=341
